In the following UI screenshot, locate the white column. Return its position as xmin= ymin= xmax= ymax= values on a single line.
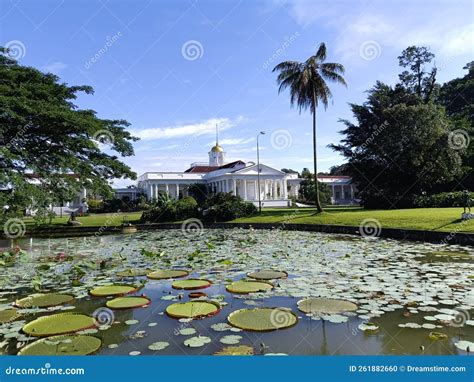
xmin=351 ymin=185 xmax=354 ymax=200
xmin=283 ymin=179 xmax=288 ymax=199
xmin=165 ymin=183 xmax=169 ymax=196
xmin=254 ymin=180 xmax=258 ymax=201
xmin=176 ymin=184 xmax=180 ymax=199
xmin=272 ymin=181 xmax=277 ymax=200
xmin=232 ymin=179 xmax=237 ymax=196
xmin=148 ymin=184 xmax=153 ymax=200
xmin=263 ymin=180 xmax=267 ymax=200
xmin=243 ymin=179 xmax=247 ymax=200
xmin=331 ymin=185 xmax=335 ymax=203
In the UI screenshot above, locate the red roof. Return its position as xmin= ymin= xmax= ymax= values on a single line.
xmin=317 ymin=175 xmax=351 ymax=179
xmin=184 ymin=160 xmax=246 ymax=173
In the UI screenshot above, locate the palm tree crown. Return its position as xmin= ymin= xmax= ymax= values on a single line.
xmin=273 ymin=43 xmax=346 ymax=112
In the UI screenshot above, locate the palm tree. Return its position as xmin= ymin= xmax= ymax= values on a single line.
xmin=273 ymin=43 xmax=346 ymax=213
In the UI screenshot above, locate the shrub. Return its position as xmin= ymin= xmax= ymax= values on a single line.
xmin=141 ymin=196 xmax=197 ymax=223
xmin=201 ymin=193 xmax=257 ymax=222
xmin=175 ymin=197 xmax=198 ymax=220
xmin=414 ymin=191 xmax=474 ymax=208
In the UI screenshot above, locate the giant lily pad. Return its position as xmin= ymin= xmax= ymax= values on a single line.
xmin=117 ymin=269 xmax=149 ymax=277
xmin=89 ymin=285 xmax=137 ymax=297
xmin=106 ymin=296 xmax=151 ymax=309
xmin=214 ymin=345 xmax=254 ymax=356
xmin=18 ymin=335 xmax=101 ymax=355
xmin=228 ymin=308 xmax=298 ymax=331
xmin=23 ymin=313 xmax=96 ymax=337
xmin=15 ymin=293 xmax=74 ymax=308
xmin=166 ymin=301 xmax=220 ymax=319
xmin=147 ymin=270 xmax=188 ymax=280
xmin=172 ymin=279 xmax=211 ymax=290
xmin=226 ymin=280 xmax=273 ymax=294
xmin=0 ymin=309 xmax=21 ymax=324
xmin=247 ymin=270 xmax=288 ymax=280
xmin=297 ymin=298 xmax=358 ymax=314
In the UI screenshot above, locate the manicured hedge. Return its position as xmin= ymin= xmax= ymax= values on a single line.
xmin=414 ymin=191 xmax=474 ymax=208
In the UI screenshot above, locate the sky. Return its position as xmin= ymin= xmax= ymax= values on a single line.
xmin=1 ymin=0 xmax=473 ymax=187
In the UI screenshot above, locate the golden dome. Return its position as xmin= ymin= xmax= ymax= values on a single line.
xmin=211 ymin=144 xmax=224 ymax=153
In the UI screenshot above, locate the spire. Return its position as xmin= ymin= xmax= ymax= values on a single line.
xmin=215 ymin=123 xmax=219 ymax=145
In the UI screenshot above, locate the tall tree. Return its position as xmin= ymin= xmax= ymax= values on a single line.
xmin=0 ymin=48 xmax=138 ymax=221
xmin=273 ymin=43 xmax=346 ymax=212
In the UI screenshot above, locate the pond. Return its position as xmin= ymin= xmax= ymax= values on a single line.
xmin=0 ymin=229 xmax=473 ymax=356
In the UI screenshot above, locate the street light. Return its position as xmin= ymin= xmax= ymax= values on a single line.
xmin=257 ymin=131 xmax=265 ymax=213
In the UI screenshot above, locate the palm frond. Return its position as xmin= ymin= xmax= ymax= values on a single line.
xmin=314 ymin=42 xmax=327 ymax=61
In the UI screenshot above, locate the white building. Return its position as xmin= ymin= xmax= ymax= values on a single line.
xmin=318 ymin=175 xmax=358 ymax=205
xmin=137 ymin=140 xmax=300 ymax=207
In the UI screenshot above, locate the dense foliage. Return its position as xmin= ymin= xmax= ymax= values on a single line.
xmin=298 ymin=168 xmax=333 ymax=205
xmin=331 ymin=46 xmax=470 ymax=208
xmin=140 ymin=193 xmax=256 ymax=223
xmin=415 ymin=191 xmax=474 ymax=208
xmin=0 ymin=48 xmax=138 ymax=223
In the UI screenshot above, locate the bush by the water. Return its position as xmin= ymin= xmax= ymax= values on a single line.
xmin=140 ymin=193 xmax=256 ymax=223
xmin=415 ymin=191 xmax=474 ymax=208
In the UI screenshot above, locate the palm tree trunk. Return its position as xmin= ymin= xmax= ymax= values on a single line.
xmin=312 ymin=93 xmax=323 ymax=214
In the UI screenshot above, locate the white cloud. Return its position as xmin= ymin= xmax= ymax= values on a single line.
xmin=41 ymin=61 xmax=67 ymax=74
xmin=131 ymin=117 xmax=244 ymax=140
xmin=211 ymin=137 xmax=255 ymax=145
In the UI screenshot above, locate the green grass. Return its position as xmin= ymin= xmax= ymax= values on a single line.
xmin=24 ymin=212 xmax=142 ymax=228
xmin=233 ymin=206 xmax=474 ymax=233
xmin=22 ymin=207 xmax=474 ymax=233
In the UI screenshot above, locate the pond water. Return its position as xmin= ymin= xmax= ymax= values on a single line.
xmin=0 ymin=229 xmax=473 ymax=356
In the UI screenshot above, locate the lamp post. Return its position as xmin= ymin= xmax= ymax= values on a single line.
xmin=257 ymin=131 xmax=265 ymax=213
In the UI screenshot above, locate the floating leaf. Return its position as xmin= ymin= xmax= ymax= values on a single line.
xmin=18 ymin=335 xmax=101 ymax=355
xmin=297 ymin=298 xmax=358 ymax=314
xmin=148 ymin=341 xmax=170 ymax=351
xmin=23 ymin=313 xmax=96 ymax=337
xmin=0 ymin=309 xmax=21 ymax=324
xmin=179 ymin=328 xmax=196 ymax=335
xmin=184 ymin=336 xmax=211 ymax=348
xmin=226 ymin=280 xmax=273 ymax=294
xmin=454 ymin=340 xmax=473 ymax=351
xmin=228 ymin=308 xmax=297 ymax=331
xmin=429 ymin=332 xmax=448 ymax=340
xmin=117 ymin=269 xmax=149 ymax=277
xmin=219 ymin=335 xmax=242 ymax=345
xmin=214 ymin=345 xmax=254 ymax=356
xmin=147 ymin=270 xmax=188 ymax=280
xmin=247 ymin=270 xmax=288 ymax=280
xmin=166 ymin=301 xmax=220 ymax=319
xmin=358 ymin=322 xmax=379 ymax=332
xmin=171 ymin=279 xmax=211 ymax=290
xmin=15 ymin=293 xmax=74 ymax=308
xmin=89 ymin=285 xmax=137 ymax=297
xmin=106 ymin=296 xmax=151 ymax=310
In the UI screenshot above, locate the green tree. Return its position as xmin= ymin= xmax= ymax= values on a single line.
xmin=0 ymin=48 xmax=138 ymax=221
xmin=273 ymin=43 xmax=346 ymax=213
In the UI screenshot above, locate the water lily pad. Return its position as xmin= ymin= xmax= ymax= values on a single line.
xmin=147 ymin=270 xmax=188 ymax=280
xmin=184 ymin=336 xmax=211 ymax=348
xmin=166 ymin=301 xmax=220 ymax=319
xmin=247 ymin=270 xmax=288 ymax=280
xmin=148 ymin=341 xmax=170 ymax=351
xmin=106 ymin=296 xmax=151 ymax=309
xmin=18 ymin=335 xmax=101 ymax=355
xmin=117 ymin=269 xmax=149 ymax=277
xmin=226 ymin=280 xmax=273 ymax=294
xmin=125 ymin=319 xmax=139 ymax=325
xmin=15 ymin=293 xmax=74 ymax=308
xmin=429 ymin=332 xmax=448 ymax=340
xmin=358 ymin=322 xmax=379 ymax=332
xmin=89 ymin=285 xmax=137 ymax=297
xmin=297 ymin=298 xmax=358 ymax=314
xmin=219 ymin=335 xmax=242 ymax=344
xmin=214 ymin=345 xmax=254 ymax=356
xmin=23 ymin=313 xmax=96 ymax=337
xmin=0 ymin=309 xmax=21 ymax=324
xmin=454 ymin=340 xmax=473 ymax=351
xmin=228 ymin=308 xmax=298 ymax=331
xmin=179 ymin=328 xmax=196 ymax=335
xmin=172 ymin=279 xmax=212 ymax=290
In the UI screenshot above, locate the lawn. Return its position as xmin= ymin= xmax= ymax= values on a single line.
xmin=233 ymin=206 xmax=474 ymax=233
xmin=21 ymin=207 xmax=474 ymax=233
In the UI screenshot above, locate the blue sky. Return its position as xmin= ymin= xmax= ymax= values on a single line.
xmin=1 ymin=0 xmax=473 ymax=187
